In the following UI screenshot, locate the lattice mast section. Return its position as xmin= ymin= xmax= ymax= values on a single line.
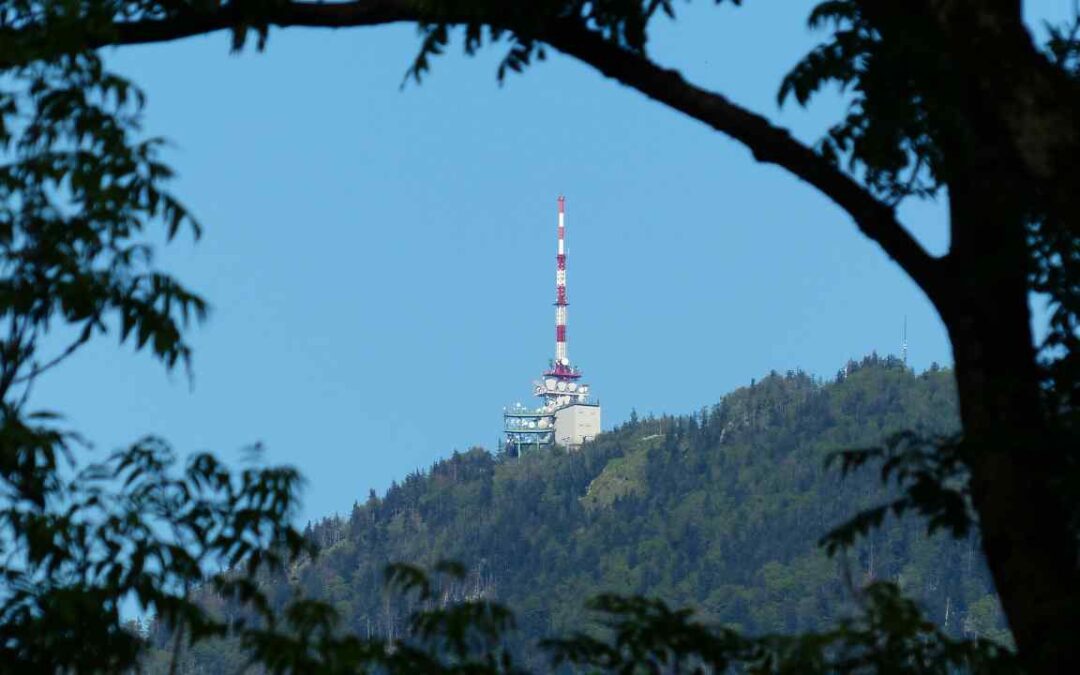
xmin=555 ymin=195 xmax=569 ymax=366
xmin=536 ymin=197 xmax=590 ymax=416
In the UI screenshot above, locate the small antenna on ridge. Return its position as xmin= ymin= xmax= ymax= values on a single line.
xmin=901 ymin=316 xmax=908 ymax=366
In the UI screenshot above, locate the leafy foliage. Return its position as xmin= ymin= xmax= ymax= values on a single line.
xmin=404 ymin=1 xmax=744 ymax=84
xmin=0 ymin=435 xmax=315 ymax=672
xmin=823 ymin=431 xmax=973 ymax=555
xmin=546 ymin=581 xmax=1016 ymax=674
xmin=157 ymin=553 xmax=1017 ymax=674
xmin=0 ymin=50 xmax=205 ymax=382
xmin=0 ymin=19 xmax=348 ymax=675
xmin=777 ymin=1 xmax=953 ymax=204
xmin=1045 ymin=9 xmax=1080 ymax=78
xmin=782 ymin=1 xmax=1080 ymax=429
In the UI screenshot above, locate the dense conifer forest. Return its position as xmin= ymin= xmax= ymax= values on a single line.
xmin=160 ymin=356 xmax=1007 ymax=670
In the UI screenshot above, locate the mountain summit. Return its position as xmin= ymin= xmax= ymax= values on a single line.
xmin=171 ymin=356 xmax=1006 ymax=670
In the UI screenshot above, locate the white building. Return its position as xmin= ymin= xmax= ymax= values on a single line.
xmin=554 ymin=403 xmax=602 ymax=449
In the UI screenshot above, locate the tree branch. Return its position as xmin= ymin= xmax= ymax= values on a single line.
xmin=0 ymin=0 xmax=416 ymax=59
xmin=541 ymin=18 xmax=943 ymax=296
xmin=12 ymin=322 xmax=95 ymax=386
xmin=116 ymin=0 xmax=416 ymax=42
xmin=1 ymin=0 xmax=944 ymax=296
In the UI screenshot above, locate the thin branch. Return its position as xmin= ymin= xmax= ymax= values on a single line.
xmin=15 ymin=359 xmax=35 ymax=411
xmin=167 ymin=606 xmax=185 ymax=675
xmin=0 ymin=1 xmax=944 ymax=297
xmin=889 ymin=155 xmax=927 ymax=208
xmin=0 ymin=313 xmax=31 ymax=402
xmin=12 ymin=322 xmax=94 ymax=386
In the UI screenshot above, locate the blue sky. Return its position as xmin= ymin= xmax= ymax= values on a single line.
xmin=31 ymin=1 xmax=1073 ymax=523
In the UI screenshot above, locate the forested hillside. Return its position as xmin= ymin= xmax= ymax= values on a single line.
xmin=170 ymin=356 xmax=1007 ymax=670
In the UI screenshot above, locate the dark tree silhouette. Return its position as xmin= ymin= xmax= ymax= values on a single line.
xmin=1 ymin=1 xmax=1078 ymax=673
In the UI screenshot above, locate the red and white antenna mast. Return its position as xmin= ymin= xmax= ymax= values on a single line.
xmin=555 ymin=196 xmax=569 ymax=367
xmin=503 ymin=195 xmax=598 ymax=453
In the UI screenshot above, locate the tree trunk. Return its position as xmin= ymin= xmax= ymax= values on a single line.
xmin=941 ymin=189 xmax=1079 ymax=671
